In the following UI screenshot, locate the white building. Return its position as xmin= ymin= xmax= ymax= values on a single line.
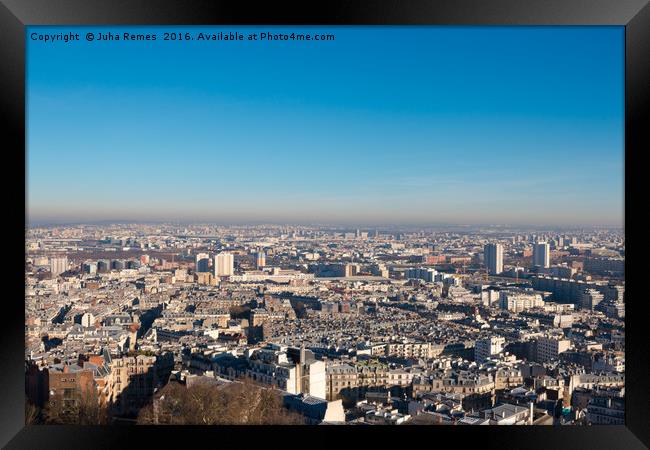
xmin=303 ymin=360 xmax=326 ymax=400
xmin=214 ymin=252 xmax=234 ymax=277
xmin=499 ymin=291 xmax=544 ymax=312
xmin=482 ymin=403 xmax=533 ymax=425
xmin=536 ymin=336 xmax=571 ymax=362
xmin=475 ymin=336 xmax=505 ymax=363
xmin=484 ymin=243 xmax=503 ymax=275
xmin=50 ymin=256 xmax=68 ymax=276
xmin=247 ymin=345 xmax=326 ymax=400
xmin=81 ymin=312 xmax=95 ymax=328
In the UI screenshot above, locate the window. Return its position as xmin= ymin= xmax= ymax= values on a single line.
xmin=63 ymin=388 xmax=75 ymax=398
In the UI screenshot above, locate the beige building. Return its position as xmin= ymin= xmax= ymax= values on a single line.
xmin=494 ymin=367 xmax=524 ymax=390
xmin=326 ymin=362 xmax=358 ymax=401
xmin=536 ymin=336 xmax=571 ymax=362
xmin=474 ymin=336 xmax=505 ymax=363
xmin=385 ymin=342 xmax=442 ymax=359
xmin=413 ymin=372 xmax=495 ymax=397
xmin=356 ymin=361 xmax=389 ymax=387
xmin=214 ymin=252 xmax=234 ymax=277
xmin=109 ymin=354 xmax=158 ymax=415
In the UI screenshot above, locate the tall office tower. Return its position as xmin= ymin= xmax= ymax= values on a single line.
xmin=49 ymin=256 xmax=68 ymax=276
xmin=195 ymin=252 xmax=210 ymax=273
xmin=484 ymin=243 xmax=504 ymax=275
xmin=533 ymin=242 xmax=550 ymax=268
xmin=214 ymin=252 xmax=234 ymax=277
xmin=255 ymin=251 xmax=266 ymax=269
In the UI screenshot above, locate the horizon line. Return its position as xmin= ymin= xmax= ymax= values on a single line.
xmin=25 ymin=218 xmax=624 ymax=230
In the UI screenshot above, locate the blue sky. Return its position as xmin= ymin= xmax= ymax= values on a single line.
xmin=27 ymin=26 xmax=624 ymax=226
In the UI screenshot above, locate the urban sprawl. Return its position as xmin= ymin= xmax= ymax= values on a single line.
xmin=25 ymin=223 xmax=625 ymax=425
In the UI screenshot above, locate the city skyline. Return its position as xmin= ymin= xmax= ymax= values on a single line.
xmin=25 ymin=221 xmax=626 ymax=425
xmin=27 ymin=26 xmax=624 ymax=226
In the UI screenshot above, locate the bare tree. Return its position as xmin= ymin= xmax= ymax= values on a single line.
xmin=25 ymin=401 xmax=41 ymax=425
xmin=137 ymin=379 xmax=305 ymax=425
xmin=42 ymin=391 xmax=109 ymax=425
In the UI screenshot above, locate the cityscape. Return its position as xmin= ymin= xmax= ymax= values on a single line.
xmin=25 ymin=26 xmax=624 ymax=425
xmin=25 ymin=223 xmax=625 ymax=425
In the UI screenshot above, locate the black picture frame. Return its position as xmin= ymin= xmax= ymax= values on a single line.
xmin=1 ymin=0 xmax=647 ymax=448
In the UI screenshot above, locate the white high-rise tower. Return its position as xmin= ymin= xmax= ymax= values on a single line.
xmin=214 ymin=252 xmax=234 ymax=277
xmin=484 ymin=243 xmax=503 ymax=275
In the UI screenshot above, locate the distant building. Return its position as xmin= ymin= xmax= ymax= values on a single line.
xmin=533 ymin=242 xmax=550 ymax=268
xmin=214 ymin=252 xmax=234 ymax=277
xmin=584 ymin=258 xmax=624 ymax=276
xmin=475 ymin=336 xmax=505 ymax=363
xmin=484 ymin=243 xmax=503 ymax=275
xmin=97 ymin=259 xmax=110 ymax=273
xmin=406 ymin=267 xmax=438 ymax=282
xmin=49 ymin=256 xmax=68 ymax=276
xmin=580 ymin=288 xmax=604 ymax=311
xmin=82 ymin=262 xmax=97 ymax=274
xmin=255 ymin=251 xmax=266 ymax=269
xmin=537 ymin=336 xmax=571 ymax=362
xmin=80 ymin=312 xmax=95 ymax=328
xmin=531 ymin=276 xmax=623 ymax=304
xmin=195 ymin=253 xmax=210 ymax=273
xmin=499 ymin=291 xmax=544 ymax=312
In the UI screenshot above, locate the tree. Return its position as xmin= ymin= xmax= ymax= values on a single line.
xmin=42 ymin=391 xmax=109 ymax=425
xmin=137 ymin=378 xmax=304 ymax=425
xmin=25 ymin=401 xmax=41 ymax=425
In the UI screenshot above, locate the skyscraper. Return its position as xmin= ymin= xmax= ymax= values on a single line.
xmin=195 ymin=252 xmax=210 ymax=273
xmin=533 ymin=242 xmax=550 ymax=268
xmin=255 ymin=251 xmax=266 ymax=269
xmin=484 ymin=243 xmax=503 ymax=275
xmin=214 ymin=252 xmax=234 ymax=277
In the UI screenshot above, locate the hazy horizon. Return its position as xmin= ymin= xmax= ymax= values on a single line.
xmin=25 ymin=217 xmax=623 ymax=231
xmin=27 ymin=26 xmax=624 ymax=227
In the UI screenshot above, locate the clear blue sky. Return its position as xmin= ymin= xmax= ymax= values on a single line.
xmin=27 ymin=26 xmax=624 ymax=227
